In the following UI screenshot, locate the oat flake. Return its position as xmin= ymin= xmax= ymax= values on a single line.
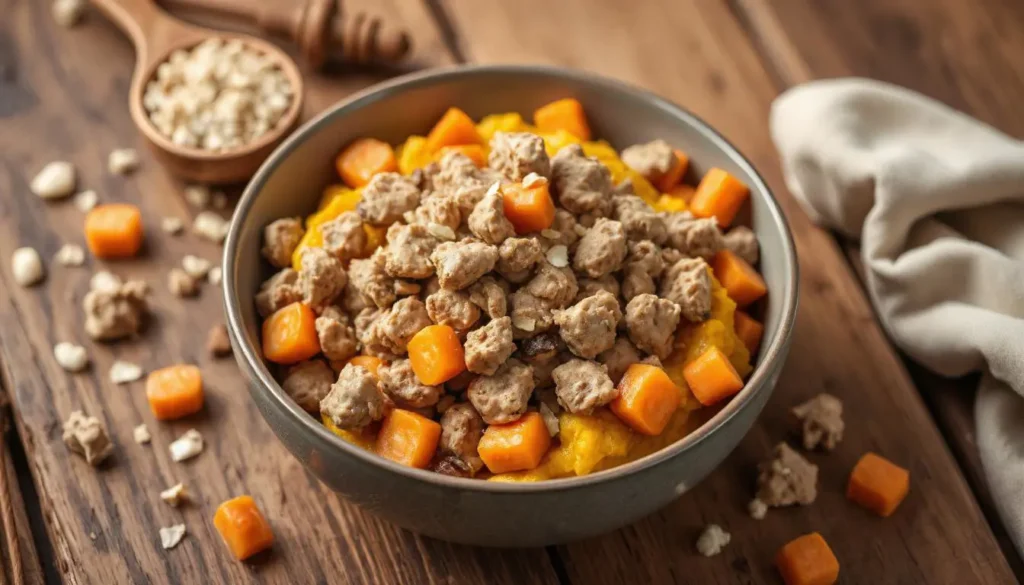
xmin=159 ymin=524 xmax=186 ymax=550
xmin=109 ymin=360 xmax=143 ymax=384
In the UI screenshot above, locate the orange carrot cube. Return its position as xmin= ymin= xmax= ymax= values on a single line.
xmin=261 ymin=302 xmax=320 ymax=364
xmin=502 ymin=181 xmax=556 ymax=234
xmin=734 ymin=311 xmax=765 ymax=354
xmin=654 ymin=149 xmax=690 ymax=192
xmin=478 ymin=412 xmax=551 ymax=473
xmin=533 ymin=98 xmax=591 ymax=140
xmin=610 ymin=364 xmax=681 ymax=435
xmin=683 ymin=347 xmax=744 ymax=406
xmin=712 ymin=250 xmax=767 ymax=307
xmin=425 ymin=107 xmax=483 ymax=153
xmin=407 ymin=325 xmax=466 ymax=385
xmin=335 ymin=138 xmax=397 ymax=188
xmin=776 ymin=532 xmax=839 ymax=585
xmin=84 ymin=204 xmax=144 ymax=258
xmin=213 ymin=495 xmax=274 ymax=561
xmin=690 ymin=168 xmax=749 ymax=227
xmin=375 ymin=409 xmax=442 ymax=469
xmin=146 ymin=364 xmax=204 ymax=420
xmin=847 ymin=452 xmax=910 ymax=517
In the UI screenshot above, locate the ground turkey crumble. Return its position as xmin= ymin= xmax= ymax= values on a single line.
xmin=756 ymin=442 xmax=818 ymax=508
xmin=791 ymin=393 xmax=845 ymax=451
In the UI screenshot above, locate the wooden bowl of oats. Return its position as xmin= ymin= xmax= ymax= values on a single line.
xmin=93 ymin=0 xmax=304 ymax=183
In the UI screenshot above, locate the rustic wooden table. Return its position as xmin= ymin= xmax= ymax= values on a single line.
xmin=1 ymin=0 xmax=1021 ymax=583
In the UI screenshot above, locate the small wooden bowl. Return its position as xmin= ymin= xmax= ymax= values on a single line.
xmin=92 ymin=0 xmax=304 ymax=183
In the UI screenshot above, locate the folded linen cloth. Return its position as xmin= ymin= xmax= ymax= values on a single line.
xmin=769 ymin=78 xmax=1024 ymax=554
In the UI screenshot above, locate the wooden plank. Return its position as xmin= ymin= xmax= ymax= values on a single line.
xmin=439 ymin=0 xmax=1016 ymax=582
xmin=732 ymin=0 xmax=1024 ymax=574
xmin=0 ymin=0 xmax=559 ymax=583
xmin=0 ymin=385 xmax=46 ymax=585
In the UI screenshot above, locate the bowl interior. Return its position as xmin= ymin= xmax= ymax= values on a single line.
xmin=226 ymin=65 xmax=797 ymax=491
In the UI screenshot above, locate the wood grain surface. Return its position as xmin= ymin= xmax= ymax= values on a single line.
xmin=0 ymin=0 xmax=1019 ymax=583
xmin=732 ymin=0 xmax=1024 ymax=573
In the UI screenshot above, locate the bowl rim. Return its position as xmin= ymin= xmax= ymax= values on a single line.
xmin=224 ymin=63 xmax=799 ymax=493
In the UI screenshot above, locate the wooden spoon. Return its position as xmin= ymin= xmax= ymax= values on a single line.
xmin=91 ymin=0 xmax=304 ymax=183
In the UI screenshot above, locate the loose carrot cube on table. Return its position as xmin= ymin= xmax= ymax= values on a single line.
xmin=654 ymin=149 xmax=690 ymax=192
xmin=335 ymin=138 xmax=397 ymax=188
xmin=534 ymin=98 xmax=591 ymax=141
xmin=407 ymin=324 xmax=466 ymax=385
xmin=776 ymin=532 xmax=839 ymax=585
xmin=425 ymin=107 xmax=483 ymax=153
xmin=213 ymin=495 xmax=274 ymax=561
xmin=84 ymin=203 xmax=144 ymax=258
xmin=146 ymin=364 xmax=203 ymax=420
xmin=262 ymin=302 xmax=321 ymax=364
xmin=712 ymin=249 xmax=767 ymax=308
xmin=375 ymin=409 xmax=442 ymax=469
xmin=683 ymin=346 xmax=745 ymax=406
xmin=847 ymin=452 xmax=910 ymax=517
xmin=610 ymin=364 xmax=681 ymax=435
xmin=437 ymin=144 xmax=488 ymax=167
xmin=734 ymin=310 xmax=765 ymax=354
xmin=690 ymin=167 xmax=749 ymax=228
xmin=502 ymin=181 xmax=556 ymax=234
xmin=478 ymin=412 xmax=551 ymax=474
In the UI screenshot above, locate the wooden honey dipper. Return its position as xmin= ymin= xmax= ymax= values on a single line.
xmin=158 ymin=0 xmax=412 ymax=70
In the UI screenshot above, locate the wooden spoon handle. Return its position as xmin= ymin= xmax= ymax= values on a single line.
xmin=158 ymin=0 xmax=410 ymax=69
xmin=90 ymin=0 xmax=204 ymax=73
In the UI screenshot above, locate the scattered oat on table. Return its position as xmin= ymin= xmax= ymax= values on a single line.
xmin=109 ymin=360 xmax=143 ymax=384
xmin=133 ymin=423 xmax=152 ymax=445
xmin=53 ymin=342 xmax=89 ymax=372
xmin=54 ymin=243 xmax=85 ymax=266
xmin=161 ymin=216 xmax=184 ymax=235
xmin=168 ymin=268 xmax=198 ymax=298
xmin=212 ymin=191 xmax=228 ymax=209
xmin=695 ymin=524 xmax=731 ymax=557
xmin=51 ymin=0 xmax=86 ymax=27
xmin=74 ymin=189 xmax=98 ymax=212
xmin=31 ymin=161 xmax=76 ymax=200
xmin=160 ymin=483 xmax=188 ymax=507
xmin=207 ymin=266 xmax=222 ymax=285
xmin=62 ymin=411 xmax=113 ymax=466
xmin=159 ymin=524 xmax=187 ymax=550
xmin=169 ymin=429 xmax=204 ymax=462
xmin=143 ymin=38 xmax=294 ymax=151
xmin=206 ymin=324 xmax=232 ymax=357
xmin=89 ymin=270 xmax=122 ymax=293
xmin=184 ymin=185 xmax=210 ymax=208
xmin=182 ymin=255 xmax=212 ymax=279
xmin=12 ymin=247 xmax=44 ymax=286
xmin=193 ymin=211 xmax=229 ymax=244
xmin=792 ymin=393 xmax=845 ymax=451
xmin=107 ymin=148 xmax=140 ymax=175
xmin=748 ymin=497 xmax=768 ymax=520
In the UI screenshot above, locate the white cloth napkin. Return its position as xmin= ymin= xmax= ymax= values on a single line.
xmin=769 ymin=78 xmax=1024 ymax=554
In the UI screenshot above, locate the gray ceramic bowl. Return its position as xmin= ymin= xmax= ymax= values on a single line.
xmin=224 ymin=65 xmax=798 ymax=547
